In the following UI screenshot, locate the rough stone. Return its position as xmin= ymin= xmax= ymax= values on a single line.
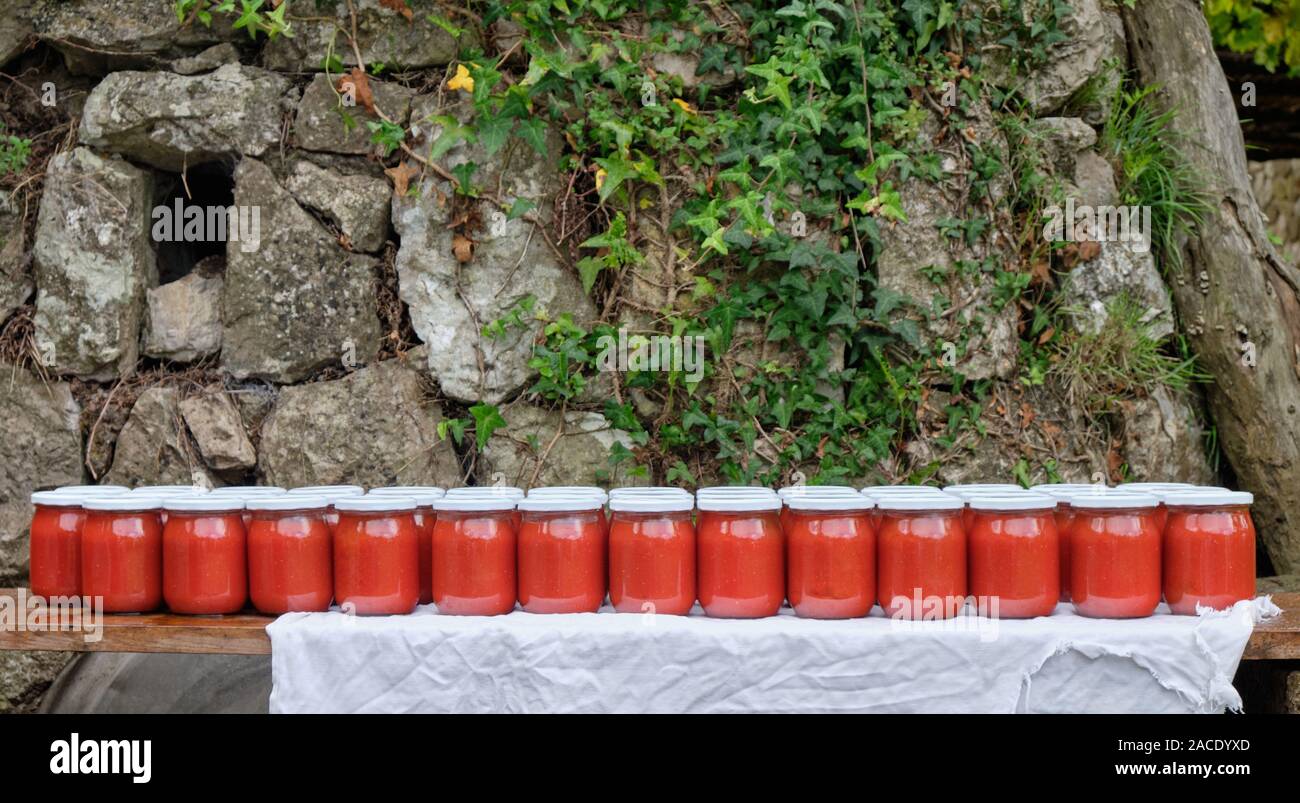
xmin=293 ymin=73 xmax=414 ymax=157
xmin=170 ymin=42 xmax=240 ymax=75
xmin=0 ymin=651 xmax=74 ymax=713
xmin=103 ymin=387 xmax=213 ymax=488
xmin=263 ymin=0 xmax=467 ymax=72
xmin=0 ymin=195 xmax=31 ymax=322
xmin=0 ymin=367 xmax=83 ymax=585
xmin=1071 ymin=150 xmax=1120 ymax=209
xmin=1059 ymin=239 xmax=1174 ymax=340
xmin=32 ymin=0 xmax=237 ymax=74
xmin=79 ymin=64 xmax=292 ymax=171
xmin=32 ymin=147 xmax=154 ymax=380
xmin=985 ymin=0 xmax=1110 ymax=115
xmin=179 ymin=391 xmax=255 ymax=473
xmin=259 ymin=358 xmax=461 ymax=488
xmin=1033 ymin=117 xmax=1098 ymax=176
xmin=477 ymin=403 xmax=641 ymax=488
xmin=394 ymin=97 xmax=597 ymax=403
xmin=221 ymin=158 xmax=380 ymax=383
xmin=284 ymin=158 xmax=390 ymax=252
xmin=0 ymin=0 xmax=34 ymax=66
xmin=142 ymin=266 xmax=223 ymax=363
xmin=1118 ymin=386 xmax=1216 ymax=484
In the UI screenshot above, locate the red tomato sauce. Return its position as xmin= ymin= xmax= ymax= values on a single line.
xmin=1053 ymin=502 xmax=1076 ymax=602
xmin=518 ymin=506 xmax=607 ymax=614
xmin=80 ymin=505 xmax=164 ymax=613
xmin=163 ymin=509 xmax=247 ymax=614
xmin=967 ymin=500 xmax=1059 ymax=618
xmin=876 ymin=500 xmax=966 ymax=619
xmin=431 ymin=508 xmax=517 ymax=615
xmin=29 ymin=498 xmax=86 ymax=598
xmin=696 ymin=504 xmax=784 ymax=618
xmin=785 ymin=506 xmax=875 ymax=619
xmin=334 ymin=507 xmax=420 ymax=615
xmin=247 ymin=506 xmax=333 ymax=614
xmin=1163 ymin=498 xmax=1255 ymax=614
xmin=1070 ymin=497 xmax=1161 ymax=618
xmin=608 ymin=507 xmax=695 ymax=615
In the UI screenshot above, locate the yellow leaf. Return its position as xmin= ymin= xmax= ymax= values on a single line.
xmin=448 ymin=64 xmax=474 ymax=93
xmin=595 ymin=167 xmax=608 ymax=190
xmin=672 ymin=98 xmax=695 ymax=114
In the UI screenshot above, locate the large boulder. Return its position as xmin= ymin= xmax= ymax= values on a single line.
xmin=0 ymin=367 xmax=83 ymax=585
xmin=179 ymin=391 xmax=255 ymax=473
xmin=393 ymin=97 xmax=597 ymax=403
xmin=1059 ymin=240 xmax=1174 ymax=339
xmin=142 ymin=263 xmax=223 ymax=363
xmin=0 ymin=196 xmax=30 ymax=322
xmin=32 ymin=147 xmax=154 ymax=380
xmin=263 ymin=0 xmax=466 ymax=72
xmin=283 ymin=158 xmax=391 ymax=252
xmin=1118 ymin=386 xmax=1216 ymax=485
xmin=79 ymin=64 xmax=292 ymax=171
xmin=259 ymin=357 xmax=461 ymax=488
xmin=983 ymin=0 xmax=1111 ymax=115
xmin=220 ymin=158 xmax=380 ymax=383
xmin=103 ymin=387 xmax=213 ymax=488
xmin=0 ymin=0 xmax=33 ymax=67
xmin=292 ymin=73 xmax=414 ymax=157
xmin=478 ymin=403 xmax=641 ymax=488
xmin=32 ymin=0 xmax=237 ymax=74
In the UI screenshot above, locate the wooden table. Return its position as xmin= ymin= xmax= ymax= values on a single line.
xmin=0 ymin=589 xmax=1296 ymax=658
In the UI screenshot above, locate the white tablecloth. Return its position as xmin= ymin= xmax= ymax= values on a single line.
xmin=266 ymin=597 xmax=1278 ymax=714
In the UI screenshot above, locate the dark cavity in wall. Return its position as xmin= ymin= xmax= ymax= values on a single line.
xmin=151 ymin=160 xmax=238 ymax=284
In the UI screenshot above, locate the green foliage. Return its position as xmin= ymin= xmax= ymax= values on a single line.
xmin=468 ymin=403 xmax=508 ymax=449
xmin=175 ymin=0 xmax=293 ymax=40
xmin=0 ymin=125 xmax=31 ymax=176
xmin=1206 ymin=0 xmax=1300 ymax=76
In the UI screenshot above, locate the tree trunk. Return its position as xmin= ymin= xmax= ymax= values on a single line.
xmin=1123 ymin=0 xmax=1300 ymax=573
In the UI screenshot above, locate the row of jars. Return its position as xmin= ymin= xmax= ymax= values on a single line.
xmin=25 ymin=480 xmax=1255 ymax=620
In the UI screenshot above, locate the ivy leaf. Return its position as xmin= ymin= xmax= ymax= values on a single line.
xmin=576 ymin=256 xmax=605 ymax=294
xmin=506 ymin=198 xmax=536 ymax=220
xmin=593 ymin=155 xmax=637 ymax=202
xmin=476 ymin=115 xmax=513 ymax=156
xmin=469 ymin=403 xmax=507 ymax=450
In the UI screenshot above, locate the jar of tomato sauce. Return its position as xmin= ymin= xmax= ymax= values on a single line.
xmin=696 ymin=494 xmax=784 ymax=618
xmin=210 ymin=486 xmax=286 ymax=528
xmin=162 ymin=495 xmax=247 ymax=614
xmin=333 ymin=496 xmax=420 ymax=616
xmin=1159 ymin=489 xmax=1256 ymax=614
xmin=287 ymin=485 xmax=364 ymax=531
xmin=1116 ymin=482 xmax=1198 ymax=533
xmin=29 ymin=488 xmax=124 ymax=598
xmin=967 ymin=494 xmax=1059 ymax=618
xmin=430 ymin=496 xmax=517 ymax=615
xmin=369 ymin=487 xmax=445 ymax=605
xmin=517 ymin=496 xmax=607 ymax=613
xmin=246 ymin=496 xmax=333 ymax=614
xmin=785 ymin=495 xmax=876 ymax=619
xmin=876 ymin=493 xmax=966 ymax=619
xmin=1069 ymin=491 xmax=1161 ymax=618
xmin=608 ymin=494 xmax=695 ymax=615
xmin=80 ymin=495 xmax=165 ymax=613
xmin=1030 ymin=483 xmax=1106 ymax=602
xmin=448 ymin=486 xmax=525 ymax=530
xmin=777 ymin=486 xmax=861 ymax=534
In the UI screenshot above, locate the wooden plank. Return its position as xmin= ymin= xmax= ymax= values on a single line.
xmin=0 ymin=589 xmax=271 ymax=655
xmin=1242 ymin=592 xmax=1300 ymax=661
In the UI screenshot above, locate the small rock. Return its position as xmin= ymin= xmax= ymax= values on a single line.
xmin=0 ymin=366 xmax=83 ymax=585
xmin=478 ymin=403 xmax=641 ymax=488
xmin=0 ymin=195 xmax=31 ymax=322
xmin=142 ymin=269 xmax=223 ymax=363
xmin=79 ymin=64 xmax=292 ymax=171
xmin=32 ymin=0 xmax=237 ymax=74
xmin=104 ymin=387 xmax=213 ymax=488
xmin=32 ymin=147 xmax=154 ymax=380
xmin=1060 ymin=237 xmax=1174 ymax=340
xmin=0 ymin=651 xmax=74 ymax=713
xmin=179 ymin=391 xmax=255 ymax=473
xmin=1118 ymin=386 xmax=1216 ymax=485
xmin=984 ymin=0 xmax=1109 ymax=115
xmin=0 ymin=1 xmax=34 ymax=66
xmin=259 ymin=358 xmax=461 ymax=488
xmin=1071 ymin=150 xmax=1120 ymax=208
xmin=170 ymin=42 xmax=240 ymax=75
xmin=263 ymin=0 xmax=469 ymax=72
xmin=1033 ymin=117 xmax=1098 ymax=175
xmin=220 ymin=158 xmax=380 ymax=383
xmin=284 ymin=159 xmax=390 ymax=252
xmin=293 ymin=73 xmax=414 ymax=157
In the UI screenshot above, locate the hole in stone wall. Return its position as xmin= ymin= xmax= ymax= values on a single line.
xmin=152 ymin=160 xmax=236 ymax=284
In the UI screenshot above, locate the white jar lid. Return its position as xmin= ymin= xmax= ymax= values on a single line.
xmin=163 ymin=494 xmax=245 ymax=512
xmin=786 ymin=496 xmax=876 ymax=511
xmin=30 ymin=490 xmax=89 ymax=506
xmin=1030 ymin=483 xmax=1109 ymax=497
xmin=863 ymin=485 xmax=949 ymax=495
xmin=335 ymin=496 xmax=418 ymax=512
xmin=131 ymin=486 xmax=206 ymax=496
xmin=367 ymin=488 xmax=444 ymax=506
xmin=1159 ymin=489 xmax=1254 ymax=507
xmin=696 ymin=495 xmax=781 ymax=512
xmin=968 ymin=493 xmax=1056 ymax=511
xmin=83 ymin=495 xmax=164 ymax=511
xmin=245 ymin=495 xmax=331 ymax=511
xmin=56 ymin=484 xmax=128 ymax=493
xmin=209 ymin=486 xmax=286 ymax=495
xmin=608 ymin=495 xmax=694 ymax=513
xmin=1066 ymin=491 xmax=1159 ymax=509
xmin=875 ymin=494 xmax=963 ymax=511
xmin=1116 ymin=482 xmax=1197 ymax=491
xmin=287 ymin=484 xmax=364 ymax=495
xmin=529 ymin=485 xmax=606 ymax=495
xmin=133 ymin=484 xmax=205 ymax=491
xmin=777 ymin=486 xmax=861 ymax=498
xmin=942 ymin=483 xmax=1022 ymax=492
xmin=696 ymin=485 xmax=775 ymax=495
xmin=517 ymin=495 xmax=604 ymax=512
xmin=368 ymin=486 xmax=446 ymax=497
xmin=432 ymin=496 xmax=517 ymax=512
xmin=446 ymin=486 xmax=525 ymax=500
xmin=609 ymin=487 xmax=693 ymax=499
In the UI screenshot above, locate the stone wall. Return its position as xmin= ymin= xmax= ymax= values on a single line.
xmin=1249 ymin=158 xmax=1300 ymax=266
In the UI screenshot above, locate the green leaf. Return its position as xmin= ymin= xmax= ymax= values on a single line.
xmin=469 ymin=403 xmax=507 ymax=450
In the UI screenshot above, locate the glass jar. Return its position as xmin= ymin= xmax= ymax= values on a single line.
xmin=1031 ymin=484 xmax=1108 ymax=602
xmin=967 ymin=494 xmax=1059 ymax=618
xmin=447 ymin=486 xmax=525 ymax=530
xmin=785 ymin=496 xmax=876 ymax=619
xmin=333 ymin=496 xmax=421 ymax=615
xmin=246 ymin=496 xmax=333 ymax=614
xmin=286 ymin=485 xmax=365 ymax=531
xmin=368 ymin=487 xmax=446 ymax=605
xmin=29 ymin=488 xmax=124 ymax=598
xmin=80 ymin=496 xmax=165 ymax=613
xmin=608 ymin=494 xmax=695 ymax=615
xmin=162 ymin=495 xmax=247 ymax=614
xmin=1069 ymin=492 xmax=1162 ymax=618
xmin=1160 ymin=489 xmax=1256 ymax=614
xmin=517 ymin=496 xmax=607 ymax=614
xmin=430 ymin=497 xmax=517 ymax=615
xmin=696 ymin=494 xmax=784 ymax=618
xmin=876 ymin=493 xmax=967 ymax=619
